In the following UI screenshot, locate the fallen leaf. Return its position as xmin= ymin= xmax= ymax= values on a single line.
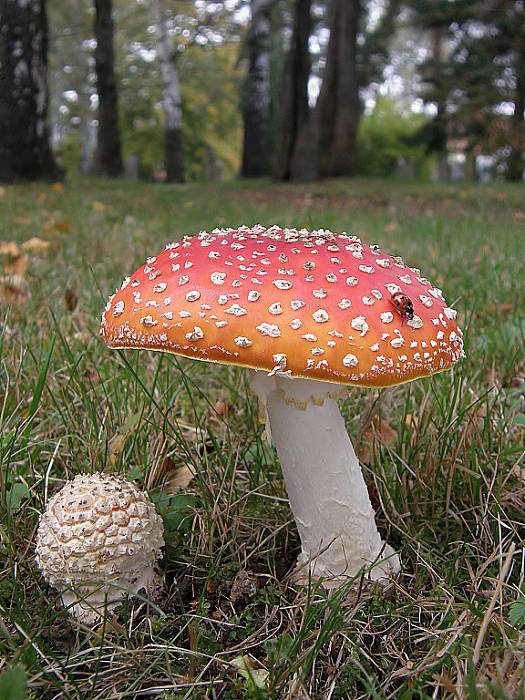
xmin=0 ymin=241 xmax=28 ymax=276
xmin=21 ymin=237 xmax=51 ymax=254
xmin=157 ymin=455 xmax=196 ymax=494
xmin=231 ymin=655 xmax=268 ymax=690
xmin=166 ymin=463 xmax=196 ymax=491
xmin=358 ymin=415 xmax=396 ymax=463
xmin=212 ymin=399 xmax=231 ymax=418
xmin=384 ymin=221 xmax=397 ymax=233
xmin=0 ymin=186 xmax=5 ymax=198
xmin=230 ymin=570 xmax=258 ymax=606
xmin=107 ymin=412 xmax=142 ymax=467
xmin=52 ymin=182 xmax=64 ymax=193
xmin=55 ymin=218 xmax=71 ymax=233
xmin=0 ymin=274 xmax=30 ymax=305
xmin=64 ymin=285 xmax=78 ymax=311
xmin=92 ymin=201 xmax=105 ymax=212
xmin=0 ymin=241 xmax=19 ymax=257
xmin=36 ymin=192 xmax=46 ymax=204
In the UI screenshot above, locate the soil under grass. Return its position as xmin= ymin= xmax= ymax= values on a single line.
xmin=1 ymin=176 xmax=524 ymax=699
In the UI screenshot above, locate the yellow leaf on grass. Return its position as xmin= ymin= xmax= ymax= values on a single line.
xmin=0 ymin=243 xmax=28 ymax=276
xmin=0 ymin=241 xmax=20 ymax=257
xmin=92 ymin=201 xmax=106 ymax=212
xmin=21 ymin=237 xmax=51 ymax=254
xmin=52 ymin=182 xmax=64 ymax=193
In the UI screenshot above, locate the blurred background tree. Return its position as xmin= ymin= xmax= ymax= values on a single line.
xmin=0 ymin=0 xmax=61 ymax=181
xmin=2 ymin=0 xmax=523 ymax=183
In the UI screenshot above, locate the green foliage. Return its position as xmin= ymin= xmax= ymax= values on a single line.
xmin=356 ymin=97 xmax=430 ymax=177
xmin=509 ymin=589 xmax=525 ymax=629
xmin=179 ymin=43 xmax=242 ymax=181
xmin=0 ymin=665 xmax=27 ymax=700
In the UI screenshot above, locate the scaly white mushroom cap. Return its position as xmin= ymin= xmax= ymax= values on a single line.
xmin=36 ymin=473 xmax=164 ymax=621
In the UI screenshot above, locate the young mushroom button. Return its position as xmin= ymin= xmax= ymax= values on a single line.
xmin=101 ymin=226 xmax=465 ymax=586
xmin=35 ymin=473 xmax=164 ymax=620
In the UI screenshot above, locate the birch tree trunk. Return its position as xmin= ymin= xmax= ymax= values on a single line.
xmin=506 ymin=37 xmax=525 ymax=181
xmin=152 ymin=0 xmax=183 ymax=183
xmin=272 ymin=0 xmax=311 ymax=181
xmin=94 ymin=0 xmax=123 ymax=176
xmin=73 ymin=0 xmax=94 ymax=173
xmin=0 ymin=0 xmax=60 ymax=181
xmin=241 ymin=0 xmax=272 ymax=177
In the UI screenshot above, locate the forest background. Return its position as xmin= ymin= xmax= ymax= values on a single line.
xmin=1 ymin=0 xmax=524 ymax=186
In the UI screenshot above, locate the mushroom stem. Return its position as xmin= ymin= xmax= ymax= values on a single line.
xmin=250 ymin=371 xmax=400 ymax=585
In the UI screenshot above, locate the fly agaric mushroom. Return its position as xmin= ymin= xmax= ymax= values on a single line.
xmin=36 ymin=473 xmax=164 ymax=620
xmin=101 ymin=226 xmax=464 ymax=585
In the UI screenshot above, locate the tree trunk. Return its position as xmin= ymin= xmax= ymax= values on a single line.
xmin=506 ymin=41 xmax=525 ymax=181
xmin=317 ymin=0 xmax=361 ymax=177
xmin=431 ymin=26 xmax=449 ymax=181
xmin=272 ymin=0 xmax=311 ymax=181
xmin=0 ymin=0 xmax=60 ymax=182
xmin=94 ymin=0 xmax=123 ymax=176
xmin=241 ymin=0 xmax=272 ymax=177
xmin=72 ymin=0 xmax=94 ymax=173
xmin=151 ymin=0 xmax=183 ymax=183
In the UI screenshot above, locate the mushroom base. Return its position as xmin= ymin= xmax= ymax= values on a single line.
xmin=250 ymin=371 xmax=400 ymax=586
xmin=61 ymin=568 xmax=162 ymax=623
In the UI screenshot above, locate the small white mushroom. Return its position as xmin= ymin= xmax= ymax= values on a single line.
xmin=35 ymin=473 xmax=164 ymax=622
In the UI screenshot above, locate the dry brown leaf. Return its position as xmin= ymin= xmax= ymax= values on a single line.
xmin=0 ymin=243 xmax=28 ymax=276
xmin=36 ymin=192 xmax=46 ymax=204
xmin=0 ymin=241 xmax=20 ymax=257
xmin=0 ymin=186 xmax=5 ymax=198
xmin=52 ymin=182 xmax=64 ymax=193
xmin=92 ymin=201 xmax=105 ymax=212
xmin=212 ymin=399 xmax=231 ymax=419
xmin=107 ymin=413 xmax=142 ymax=468
xmin=384 ymin=221 xmax=397 ymax=233
xmin=164 ymin=462 xmax=196 ymax=492
xmin=358 ymin=415 xmax=396 ymax=463
xmin=64 ymin=285 xmax=78 ymax=311
xmin=21 ymin=237 xmax=51 ymax=254
xmin=0 ymin=274 xmax=30 ymax=305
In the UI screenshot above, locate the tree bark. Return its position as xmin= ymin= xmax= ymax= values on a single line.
xmin=151 ymin=0 xmax=183 ymax=183
xmin=291 ymin=0 xmax=362 ymax=179
xmin=317 ymin=0 xmax=361 ymax=177
xmin=506 ymin=30 xmax=525 ymax=181
xmin=94 ymin=0 xmax=123 ymax=176
xmin=0 ymin=0 xmax=60 ymax=181
xmin=272 ymin=0 xmax=311 ymax=181
xmin=241 ymin=0 xmax=272 ymax=177
xmin=431 ymin=26 xmax=449 ymax=181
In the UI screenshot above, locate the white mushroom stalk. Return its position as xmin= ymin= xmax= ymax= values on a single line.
xmin=250 ymin=371 xmax=400 ymax=584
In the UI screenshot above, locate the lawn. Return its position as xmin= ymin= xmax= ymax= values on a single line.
xmin=0 ymin=177 xmax=524 ymax=699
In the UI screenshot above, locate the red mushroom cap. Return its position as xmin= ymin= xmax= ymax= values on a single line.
xmin=101 ymin=225 xmax=465 ymax=387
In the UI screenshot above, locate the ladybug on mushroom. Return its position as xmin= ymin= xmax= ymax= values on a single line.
xmin=390 ymin=291 xmax=414 ymax=323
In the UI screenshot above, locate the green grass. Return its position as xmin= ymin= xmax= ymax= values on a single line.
xmin=0 ymin=176 xmax=524 ymax=699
